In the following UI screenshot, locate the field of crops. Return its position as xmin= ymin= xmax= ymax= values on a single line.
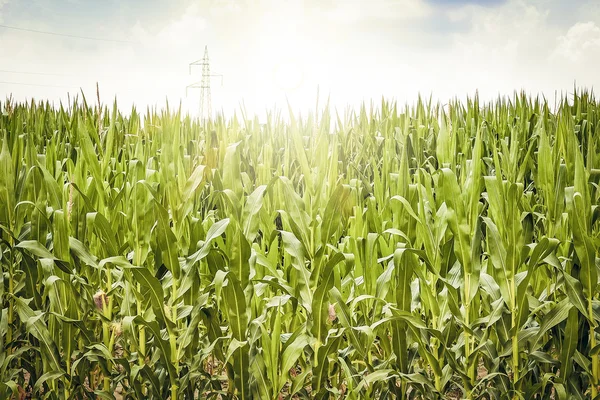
xmin=0 ymin=91 xmax=599 ymax=399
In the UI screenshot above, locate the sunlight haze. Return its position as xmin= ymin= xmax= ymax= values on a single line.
xmin=1 ymin=0 xmax=600 ymax=118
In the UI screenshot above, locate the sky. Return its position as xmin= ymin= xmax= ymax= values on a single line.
xmin=1 ymin=0 xmax=600 ymax=119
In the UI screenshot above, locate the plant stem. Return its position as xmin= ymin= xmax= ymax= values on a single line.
xmin=512 ymin=276 xmax=519 ymax=394
xmin=464 ymin=272 xmax=473 ymax=399
xmin=138 ymin=282 xmax=146 ymax=365
xmin=590 ymin=298 xmax=598 ymax=398
xmin=7 ymin=238 xmax=14 ymax=355
xmin=103 ymin=266 xmax=113 ymax=393
xmin=170 ymin=277 xmax=179 ymax=400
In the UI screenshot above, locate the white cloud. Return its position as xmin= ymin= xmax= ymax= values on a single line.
xmin=208 ymin=0 xmax=242 ymax=17
xmin=325 ymin=0 xmax=431 ymax=23
xmin=444 ymin=1 xmax=551 ymax=92
xmin=553 ymin=21 xmax=600 ymax=62
xmin=132 ymin=4 xmax=208 ymax=51
xmin=396 ymin=0 xmax=600 ymax=103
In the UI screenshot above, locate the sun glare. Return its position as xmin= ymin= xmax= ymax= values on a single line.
xmin=274 ymin=59 xmax=304 ymax=91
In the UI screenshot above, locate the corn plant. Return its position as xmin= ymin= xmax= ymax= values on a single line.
xmin=1 ymin=89 xmax=599 ymax=399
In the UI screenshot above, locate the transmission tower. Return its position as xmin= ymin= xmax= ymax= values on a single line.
xmin=187 ymin=46 xmax=223 ymax=123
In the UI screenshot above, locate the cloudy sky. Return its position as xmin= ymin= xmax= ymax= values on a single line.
xmin=1 ymin=0 xmax=599 ymax=118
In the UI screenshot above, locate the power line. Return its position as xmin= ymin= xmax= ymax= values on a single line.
xmin=0 ymin=80 xmax=79 ymax=89
xmin=0 ymin=68 xmax=148 ymax=80
xmin=0 ymin=24 xmax=135 ymax=43
xmin=0 ymin=79 xmax=183 ymax=91
xmin=0 ymin=69 xmax=72 ymax=77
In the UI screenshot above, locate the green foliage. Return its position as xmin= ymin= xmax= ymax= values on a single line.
xmin=1 ymin=90 xmax=600 ymax=399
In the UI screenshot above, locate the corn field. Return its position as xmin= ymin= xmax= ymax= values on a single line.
xmin=0 ymin=91 xmax=599 ymax=399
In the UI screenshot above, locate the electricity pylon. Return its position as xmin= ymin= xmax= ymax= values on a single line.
xmin=187 ymin=46 xmax=223 ymax=124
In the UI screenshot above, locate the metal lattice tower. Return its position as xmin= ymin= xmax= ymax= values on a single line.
xmin=187 ymin=46 xmax=223 ymax=123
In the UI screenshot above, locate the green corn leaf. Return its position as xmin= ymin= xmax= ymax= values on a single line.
xmin=242 ymin=184 xmax=267 ymax=242
xmin=311 ymin=251 xmax=346 ymax=345
xmin=222 ymin=271 xmax=250 ymax=399
xmin=321 ymin=184 xmax=352 ymax=245
xmin=13 ymin=297 xmax=63 ymax=373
